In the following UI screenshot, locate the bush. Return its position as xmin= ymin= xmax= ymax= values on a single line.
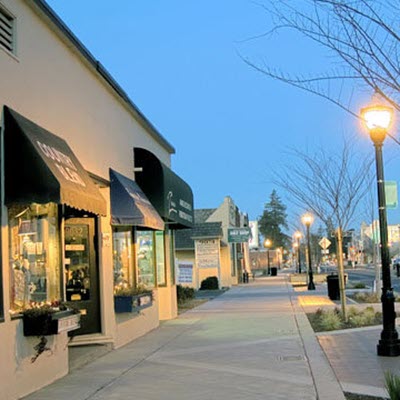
xmin=307 ymin=306 xmax=382 ymax=332
xmin=176 ymin=285 xmax=195 ymax=304
xmin=353 ymin=282 xmax=366 ymax=289
xmin=200 ymin=276 xmax=219 ymax=290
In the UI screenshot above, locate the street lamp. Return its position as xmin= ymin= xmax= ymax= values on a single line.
xmin=264 ymin=238 xmax=272 ymax=275
xmin=301 ymin=213 xmax=315 ymax=290
xmin=294 ymin=231 xmax=302 ymax=273
xmin=361 ymin=100 xmax=400 ymax=357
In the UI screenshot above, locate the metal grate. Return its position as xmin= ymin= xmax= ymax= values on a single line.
xmin=0 ymin=7 xmax=14 ymax=53
xmin=277 ymin=355 xmax=306 ymax=362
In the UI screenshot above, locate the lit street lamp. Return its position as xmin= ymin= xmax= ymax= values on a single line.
xmin=264 ymin=239 xmax=272 ymax=275
xmin=361 ymin=100 xmax=400 ymax=356
xmin=301 ymin=213 xmax=315 ymax=290
xmin=294 ymin=231 xmax=302 ymax=273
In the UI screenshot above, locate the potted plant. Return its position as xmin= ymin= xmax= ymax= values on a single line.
xmin=22 ymin=301 xmax=81 ymax=336
xmin=21 ymin=301 xmax=81 ymax=363
xmin=114 ymin=284 xmax=153 ymax=313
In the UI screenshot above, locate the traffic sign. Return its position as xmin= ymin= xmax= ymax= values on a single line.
xmin=319 ymin=237 xmax=331 ymax=250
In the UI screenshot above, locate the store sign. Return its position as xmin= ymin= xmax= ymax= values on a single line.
xmin=228 ymin=228 xmax=251 ymax=243
xmin=177 ymin=261 xmax=193 ymax=283
xmin=195 ymin=239 xmax=220 ymax=269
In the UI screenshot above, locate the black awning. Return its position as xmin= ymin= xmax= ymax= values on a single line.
xmin=134 ymin=147 xmax=194 ymax=229
xmin=3 ymin=106 xmax=107 ymax=215
xmin=109 ymin=168 xmax=164 ymax=230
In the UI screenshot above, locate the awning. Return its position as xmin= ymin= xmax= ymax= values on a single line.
xmin=3 ymin=106 xmax=107 ymax=215
xmin=109 ymin=168 xmax=164 ymax=230
xmin=134 ymin=147 xmax=194 ymax=229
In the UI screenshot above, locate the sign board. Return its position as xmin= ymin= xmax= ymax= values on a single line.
xmin=319 ymin=237 xmax=331 ymax=249
xmin=195 ymin=239 xmax=220 ymax=269
xmin=385 ymin=181 xmax=398 ymax=209
xmin=177 ymin=261 xmax=193 ymax=283
xmin=228 ymin=228 xmax=251 ymax=243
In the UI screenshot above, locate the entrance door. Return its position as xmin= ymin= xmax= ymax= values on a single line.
xmin=64 ymin=218 xmax=101 ymax=335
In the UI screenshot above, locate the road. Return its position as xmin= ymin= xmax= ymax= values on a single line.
xmin=341 ymin=265 xmax=400 ymax=293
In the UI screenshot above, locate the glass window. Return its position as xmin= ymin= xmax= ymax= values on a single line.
xmin=136 ymin=231 xmax=155 ymax=288
xmin=8 ymin=203 xmax=60 ymax=312
xmin=112 ymin=228 xmax=133 ymax=290
xmin=169 ymin=230 xmax=176 ymax=285
xmin=155 ymin=231 xmax=166 ymax=286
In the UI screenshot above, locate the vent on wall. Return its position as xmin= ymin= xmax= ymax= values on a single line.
xmin=0 ymin=7 xmax=14 ymax=53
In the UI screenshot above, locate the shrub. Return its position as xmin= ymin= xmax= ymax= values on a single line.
xmin=318 ymin=310 xmax=342 ymax=331
xmin=176 ymin=285 xmax=195 ymax=304
xmin=350 ymin=292 xmax=380 ymax=303
xmin=353 ymin=282 xmax=366 ymax=289
xmin=200 ymin=276 xmax=219 ymax=290
xmin=384 ymin=370 xmax=400 ymax=400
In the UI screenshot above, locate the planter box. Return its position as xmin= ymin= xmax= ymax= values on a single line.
xmin=23 ymin=310 xmax=81 ymax=336
xmin=114 ymin=292 xmax=153 ymax=313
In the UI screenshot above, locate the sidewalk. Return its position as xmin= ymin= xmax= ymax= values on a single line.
xmin=21 ymin=275 xmax=386 ymax=400
xmin=295 ymin=281 xmax=399 ymax=399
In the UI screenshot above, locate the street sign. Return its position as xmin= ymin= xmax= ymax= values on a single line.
xmin=319 ymin=237 xmax=331 ymax=249
xmin=321 ymin=249 xmax=329 ymax=254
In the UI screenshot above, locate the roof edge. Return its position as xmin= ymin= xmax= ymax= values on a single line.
xmin=29 ymin=0 xmax=176 ymax=155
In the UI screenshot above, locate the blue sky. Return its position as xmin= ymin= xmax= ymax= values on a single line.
xmin=45 ymin=0 xmax=400 ymax=231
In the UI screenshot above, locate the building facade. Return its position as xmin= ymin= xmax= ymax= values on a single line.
xmin=0 ymin=1 xmax=193 ymax=398
xmin=175 ymin=196 xmax=250 ymax=289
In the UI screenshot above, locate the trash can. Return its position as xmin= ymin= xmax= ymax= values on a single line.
xmin=326 ymin=274 xmax=340 ymax=300
xmin=270 ymin=267 xmax=278 ymax=276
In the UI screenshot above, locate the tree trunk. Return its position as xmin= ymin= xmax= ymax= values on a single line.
xmin=337 ymin=228 xmax=347 ymax=321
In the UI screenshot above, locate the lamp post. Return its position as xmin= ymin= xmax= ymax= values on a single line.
xmin=294 ymin=231 xmax=302 ymax=273
xmin=302 ymin=213 xmax=315 ymax=290
xmin=361 ymin=100 xmax=400 ymax=356
xmin=264 ymin=239 xmax=272 ymax=275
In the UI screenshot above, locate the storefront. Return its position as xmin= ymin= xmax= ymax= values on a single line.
xmin=134 ymin=148 xmax=194 ymax=320
xmin=4 ymin=106 xmax=107 ymax=335
xmin=109 ymin=168 xmax=165 ymax=347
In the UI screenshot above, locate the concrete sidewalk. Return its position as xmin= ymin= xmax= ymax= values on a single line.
xmin=296 ymin=281 xmax=399 ymax=399
xmin=22 ymin=276 xmax=365 ymax=400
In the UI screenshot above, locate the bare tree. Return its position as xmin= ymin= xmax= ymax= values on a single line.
xmin=241 ymin=0 xmax=400 ymax=141
xmin=274 ymin=140 xmax=373 ymax=319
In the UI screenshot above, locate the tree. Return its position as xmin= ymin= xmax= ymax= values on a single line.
xmin=241 ymin=0 xmax=400 ymax=142
xmin=258 ymin=190 xmax=289 ymax=249
xmin=274 ymin=141 xmax=373 ymax=319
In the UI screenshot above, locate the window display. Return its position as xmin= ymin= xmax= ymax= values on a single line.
xmin=8 ymin=203 xmax=60 ymax=312
xmin=155 ymin=231 xmax=166 ymax=286
xmin=113 ymin=229 xmax=133 ymax=289
xmin=136 ymin=231 xmax=155 ymax=288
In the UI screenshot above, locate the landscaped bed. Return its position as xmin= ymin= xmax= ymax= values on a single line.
xmin=306 ymin=306 xmax=382 ymax=332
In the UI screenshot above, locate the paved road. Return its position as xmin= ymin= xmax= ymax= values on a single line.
xmin=346 ymin=267 xmax=400 ymax=293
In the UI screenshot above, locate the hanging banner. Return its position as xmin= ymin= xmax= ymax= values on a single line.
xmin=385 ymin=181 xmax=398 ymax=209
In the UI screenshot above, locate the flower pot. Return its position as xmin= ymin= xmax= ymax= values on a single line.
xmin=114 ymin=292 xmax=153 ymax=313
xmin=23 ymin=310 xmax=81 ymax=336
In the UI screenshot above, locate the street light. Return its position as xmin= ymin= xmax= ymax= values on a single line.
xmin=301 ymin=213 xmax=315 ymax=290
xmin=264 ymin=239 xmax=272 ymax=275
xmin=294 ymin=231 xmax=302 ymax=273
xmin=361 ymin=100 xmax=400 ymax=357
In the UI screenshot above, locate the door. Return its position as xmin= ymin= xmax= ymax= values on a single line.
xmin=64 ymin=218 xmax=101 ymax=335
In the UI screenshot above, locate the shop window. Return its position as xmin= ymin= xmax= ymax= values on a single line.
xmin=136 ymin=231 xmax=155 ymax=288
xmin=113 ymin=228 xmax=133 ymax=289
xmin=169 ymin=230 xmax=176 ymax=285
xmin=8 ymin=203 xmax=61 ymax=313
xmin=155 ymin=231 xmax=166 ymax=286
